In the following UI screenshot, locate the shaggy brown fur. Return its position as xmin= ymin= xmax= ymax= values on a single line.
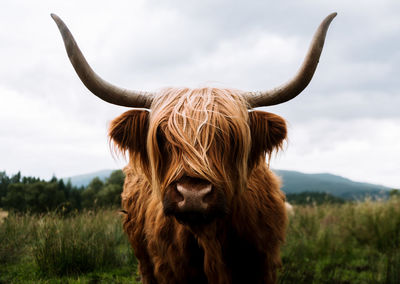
xmin=110 ymin=87 xmax=287 ymax=284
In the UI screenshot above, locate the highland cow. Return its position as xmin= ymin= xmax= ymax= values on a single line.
xmin=52 ymin=13 xmax=336 ymax=284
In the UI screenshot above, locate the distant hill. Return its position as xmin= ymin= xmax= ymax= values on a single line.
xmin=63 ymin=169 xmax=114 ymax=187
xmin=275 ymin=170 xmax=390 ymax=199
xmin=64 ymin=169 xmax=391 ymax=199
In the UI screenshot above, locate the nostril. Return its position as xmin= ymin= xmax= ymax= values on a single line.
xmin=197 ymin=184 xmax=212 ymax=198
xmin=202 ymin=187 xmax=214 ymax=203
xmin=176 ymin=184 xmax=212 ymax=198
xmin=172 ymin=185 xmax=184 ymax=203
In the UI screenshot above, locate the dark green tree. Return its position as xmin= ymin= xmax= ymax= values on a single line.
xmin=96 ymin=185 xmax=119 ymax=207
xmin=81 ymin=177 xmax=104 ymax=208
xmin=10 ymin=172 xmax=21 ymax=183
xmin=0 ymin=171 xmax=10 ymax=207
xmin=2 ymin=183 xmax=26 ymax=211
xmin=106 ymin=170 xmax=125 ymax=188
xmin=98 ymin=170 xmax=125 ymax=207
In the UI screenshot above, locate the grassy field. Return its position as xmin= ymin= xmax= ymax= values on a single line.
xmin=279 ymin=198 xmax=400 ymax=283
xmin=1 ymin=198 xmax=399 ymax=283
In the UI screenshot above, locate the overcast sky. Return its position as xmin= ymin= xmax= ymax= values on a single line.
xmin=1 ymin=0 xmax=399 ymax=188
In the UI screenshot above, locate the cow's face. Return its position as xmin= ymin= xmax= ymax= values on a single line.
xmin=109 ymin=87 xmax=287 ymax=226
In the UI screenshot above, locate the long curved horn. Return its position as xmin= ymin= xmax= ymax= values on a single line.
xmin=51 ymin=14 xmax=154 ymax=108
xmin=244 ymin=13 xmax=337 ymax=108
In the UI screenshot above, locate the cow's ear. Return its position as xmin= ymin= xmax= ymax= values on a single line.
xmin=249 ymin=111 xmax=287 ymax=165
xmin=108 ymin=110 xmax=149 ymax=155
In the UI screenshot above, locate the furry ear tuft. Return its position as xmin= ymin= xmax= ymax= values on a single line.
xmin=108 ymin=110 xmax=149 ymax=156
xmin=248 ymin=111 xmax=287 ymax=167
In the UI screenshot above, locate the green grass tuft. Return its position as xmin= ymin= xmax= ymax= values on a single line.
xmin=31 ymin=211 xmax=136 ymax=276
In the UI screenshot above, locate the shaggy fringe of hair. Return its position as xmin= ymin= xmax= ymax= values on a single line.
xmin=146 ymin=87 xmax=251 ymax=199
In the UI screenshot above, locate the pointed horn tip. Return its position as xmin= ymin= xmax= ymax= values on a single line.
xmin=326 ymin=12 xmax=338 ymax=22
xmin=244 ymin=12 xmax=338 ymax=108
xmin=50 ymin=13 xmax=64 ymax=27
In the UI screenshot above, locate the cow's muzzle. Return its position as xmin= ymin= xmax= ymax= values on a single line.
xmin=176 ymin=182 xmax=212 ymax=211
xmin=163 ymin=177 xmax=226 ymax=225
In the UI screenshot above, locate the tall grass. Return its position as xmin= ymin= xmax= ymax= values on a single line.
xmin=279 ymin=197 xmax=400 ymax=283
xmin=32 ymin=210 xmax=136 ymax=276
xmin=0 ymin=213 xmax=37 ymax=264
xmin=0 ymin=210 xmax=136 ymax=278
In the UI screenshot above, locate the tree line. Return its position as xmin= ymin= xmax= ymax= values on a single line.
xmin=0 ymin=170 xmax=125 ymax=213
xmin=2 ymin=170 xmax=399 ymax=213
